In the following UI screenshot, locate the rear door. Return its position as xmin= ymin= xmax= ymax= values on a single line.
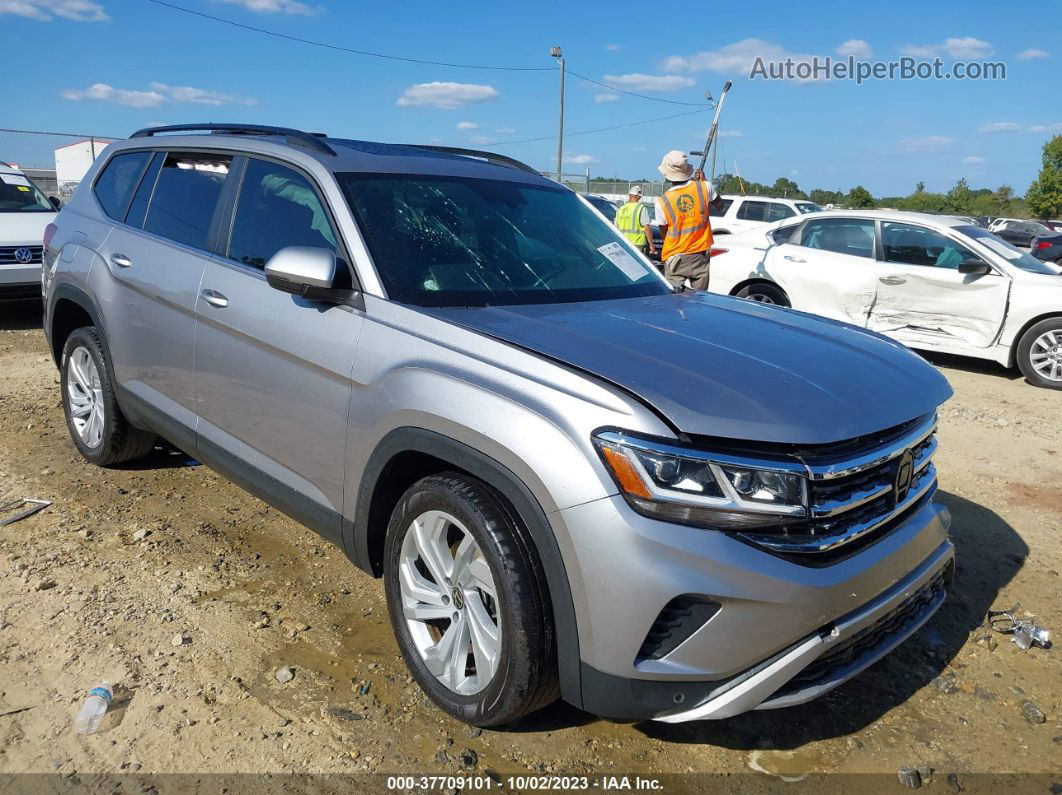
xmin=98 ymin=149 xmax=233 ymax=432
xmin=765 ymin=216 xmax=879 ymax=325
xmin=867 ymin=220 xmax=1010 ymax=349
xmin=729 ymin=199 xmax=768 ymax=234
xmin=193 ymin=156 xmax=362 ymax=543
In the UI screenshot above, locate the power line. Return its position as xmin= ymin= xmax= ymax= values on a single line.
xmin=491 ymin=108 xmax=708 ymax=146
xmin=566 ymin=70 xmax=708 ymax=107
xmin=144 ymin=0 xmax=553 ymax=71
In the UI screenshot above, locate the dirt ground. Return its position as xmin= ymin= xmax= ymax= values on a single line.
xmin=0 ymin=299 xmax=1059 ymax=792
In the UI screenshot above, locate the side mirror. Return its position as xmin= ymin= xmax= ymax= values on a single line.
xmin=958 ymin=259 xmax=991 ymax=276
xmin=49 ymin=196 xmax=63 ymax=211
xmin=265 ymin=246 xmax=337 ymax=299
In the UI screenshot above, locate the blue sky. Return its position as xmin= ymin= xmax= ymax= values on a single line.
xmin=2 ymin=0 xmax=1060 ymax=196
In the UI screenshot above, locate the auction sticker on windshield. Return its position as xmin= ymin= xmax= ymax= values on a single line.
xmin=0 ymin=174 xmax=31 ymax=186
xmin=597 ymin=241 xmax=647 ymax=280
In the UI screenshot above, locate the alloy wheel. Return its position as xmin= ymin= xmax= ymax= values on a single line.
xmin=1029 ymin=330 xmax=1062 ymax=382
xmin=66 ymin=347 xmax=105 ymax=447
xmin=398 ymin=510 xmax=501 ymax=695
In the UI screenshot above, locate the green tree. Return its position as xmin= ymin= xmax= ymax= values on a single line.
xmin=914 ymin=181 xmax=926 ymax=194
xmin=846 ymin=185 xmax=876 ymax=208
xmin=809 ymin=188 xmax=844 ymax=206
xmin=946 ymin=178 xmax=974 ymax=213
xmin=1026 ymin=135 xmax=1062 ymax=220
xmin=770 ymin=177 xmax=805 ymax=199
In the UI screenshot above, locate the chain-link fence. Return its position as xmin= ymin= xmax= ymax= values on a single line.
xmin=0 ymin=128 xmax=117 ymax=200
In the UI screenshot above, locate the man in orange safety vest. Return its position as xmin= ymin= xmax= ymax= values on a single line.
xmin=654 ymin=150 xmax=724 ymax=291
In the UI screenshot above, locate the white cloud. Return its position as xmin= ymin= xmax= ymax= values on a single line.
xmin=495 ymin=127 xmax=516 ymax=134
xmin=837 ymin=39 xmax=872 ymax=58
xmin=0 ymin=0 xmax=108 ymax=21
xmin=563 ymin=154 xmax=597 ymax=165
xmin=594 ymin=92 xmax=620 ymax=103
xmin=149 ymin=82 xmax=257 ymax=106
xmin=1028 ymin=122 xmax=1062 ymax=133
xmin=605 ymin=44 xmax=621 ymax=51
xmin=62 ymin=81 xmax=257 ymax=108
xmin=601 ymin=73 xmax=695 ymax=92
xmin=900 ymin=37 xmax=993 ymax=58
xmin=456 ymin=121 xmax=479 ymax=130
xmin=1017 ymin=48 xmax=1049 ymax=60
xmin=215 ymin=0 xmax=316 ymax=14
xmin=397 ymin=81 xmax=499 ymax=109
xmin=962 ymin=156 xmax=986 ymax=164
xmin=718 ymin=130 xmax=742 ymax=138
xmin=663 ymin=39 xmax=815 ymax=74
xmin=471 ymin=135 xmax=495 ymax=145
xmin=62 ymin=83 xmax=165 ymax=108
xmin=977 ymin=121 xmax=1022 ymax=133
xmin=899 ymin=136 xmax=953 ymax=151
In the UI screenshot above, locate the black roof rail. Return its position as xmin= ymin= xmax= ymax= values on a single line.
xmin=401 ymin=144 xmax=539 ymax=175
xmin=129 ymin=123 xmax=336 ymax=156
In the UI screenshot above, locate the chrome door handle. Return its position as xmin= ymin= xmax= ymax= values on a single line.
xmin=879 ymin=276 xmax=907 ymax=285
xmin=783 ymin=255 xmax=806 ymax=263
xmin=110 ymin=253 xmax=132 ymax=268
xmin=200 ymin=289 xmax=229 ymax=308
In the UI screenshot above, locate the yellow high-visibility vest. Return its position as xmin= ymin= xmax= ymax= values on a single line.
xmin=615 ymin=201 xmax=647 ymax=246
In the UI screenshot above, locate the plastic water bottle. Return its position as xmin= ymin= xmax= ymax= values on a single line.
xmin=73 ymin=681 xmax=112 ymax=734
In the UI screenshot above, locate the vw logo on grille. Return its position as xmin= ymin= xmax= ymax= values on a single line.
xmin=894 ymin=449 xmax=915 ymax=504
xmin=14 ymin=247 xmax=33 ymax=264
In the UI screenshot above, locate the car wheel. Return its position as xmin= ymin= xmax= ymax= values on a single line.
xmin=60 ymin=327 xmax=156 ymax=465
xmin=1016 ymin=318 xmax=1062 ymax=389
xmin=383 ymin=473 xmax=558 ymax=726
xmin=735 ymin=282 xmax=791 ymax=307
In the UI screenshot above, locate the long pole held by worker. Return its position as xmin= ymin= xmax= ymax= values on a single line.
xmin=693 ymin=80 xmax=733 ymax=175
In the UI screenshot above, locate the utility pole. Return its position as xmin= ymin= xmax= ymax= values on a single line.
xmin=551 ymin=46 xmax=565 ymax=182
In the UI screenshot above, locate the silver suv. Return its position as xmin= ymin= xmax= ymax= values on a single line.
xmin=43 ymin=124 xmax=955 ymax=726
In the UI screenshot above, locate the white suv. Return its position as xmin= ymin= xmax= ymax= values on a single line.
xmin=1 ymin=164 xmax=59 ymax=298
xmin=710 ymin=194 xmax=821 ymax=236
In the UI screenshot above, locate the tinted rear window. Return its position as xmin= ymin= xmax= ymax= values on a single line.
xmin=710 ymin=198 xmax=733 ymax=218
xmin=142 ymin=153 xmax=231 ymax=250
xmin=93 ymin=151 xmax=150 ymax=221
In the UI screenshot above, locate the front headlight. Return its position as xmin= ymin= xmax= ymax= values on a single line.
xmin=593 ymin=430 xmax=807 ymax=530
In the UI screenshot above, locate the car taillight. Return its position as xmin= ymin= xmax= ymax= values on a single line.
xmin=43 ymin=223 xmax=58 ymax=250
xmin=1036 ymin=240 xmax=1052 ymax=250
xmin=709 ymin=247 xmax=729 ymax=257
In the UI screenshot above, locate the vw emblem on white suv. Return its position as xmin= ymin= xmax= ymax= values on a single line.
xmin=14 ymin=247 xmax=33 ymax=264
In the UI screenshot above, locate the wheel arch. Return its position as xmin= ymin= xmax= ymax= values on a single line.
xmin=729 ymin=277 xmax=789 ymax=299
xmin=1007 ymin=311 xmax=1062 ymax=368
xmin=348 ymin=427 xmax=583 ymax=706
xmin=48 ymin=284 xmax=107 ymax=368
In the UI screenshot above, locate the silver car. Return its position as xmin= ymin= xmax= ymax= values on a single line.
xmin=43 ymin=124 xmax=955 ymax=726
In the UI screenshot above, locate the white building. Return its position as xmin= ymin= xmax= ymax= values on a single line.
xmin=54 ymin=138 xmax=115 ymax=190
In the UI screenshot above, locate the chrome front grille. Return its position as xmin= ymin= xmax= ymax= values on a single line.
xmin=0 ymin=246 xmax=43 ymax=264
xmin=740 ymin=415 xmax=939 ymax=556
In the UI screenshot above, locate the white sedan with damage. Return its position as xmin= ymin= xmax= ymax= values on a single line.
xmin=707 ymin=210 xmax=1062 ymax=389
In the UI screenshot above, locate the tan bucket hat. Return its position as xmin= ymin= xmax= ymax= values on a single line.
xmin=658 ymin=150 xmax=693 ymax=181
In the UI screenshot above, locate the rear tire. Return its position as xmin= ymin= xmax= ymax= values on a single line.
xmin=1016 ymin=318 xmax=1062 ymax=389
xmin=60 ymin=327 xmax=156 ymax=465
xmin=735 ymin=282 xmax=791 ymax=307
xmin=383 ymin=473 xmax=558 ymax=726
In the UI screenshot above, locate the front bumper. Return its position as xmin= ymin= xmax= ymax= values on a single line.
xmin=558 ymin=492 xmax=953 ymax=721
xmin=0 ymin=261 xmax=43 ymax=292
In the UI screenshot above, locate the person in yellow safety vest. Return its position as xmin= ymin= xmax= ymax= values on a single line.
xmin=654 ymin=150 xmax=724 ymax=291
xmin=614 ymin=185 xmax=657 ymax=259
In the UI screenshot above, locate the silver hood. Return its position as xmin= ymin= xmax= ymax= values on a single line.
xmin=423 ymin=291 xmax=952 ymax=445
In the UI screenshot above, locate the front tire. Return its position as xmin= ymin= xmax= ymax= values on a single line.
xmin=60 ymin=327 xmax=156 ymax=465
xmin=1016 ymin=318 xmax=1062 ymax=389
xmin=383 ymin=473 xmax=558 ymax=726
xmin=735 ymin=282 xmax=791 ymax=307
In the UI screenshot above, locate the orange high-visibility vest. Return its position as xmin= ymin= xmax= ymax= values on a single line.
xmin=659 ymin=180 xmax=713 ymax=261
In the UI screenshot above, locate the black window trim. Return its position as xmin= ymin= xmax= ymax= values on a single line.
xmin=90 ymin=148 xmax=154 ymax=224
xmin=213 ymin=152 xmax=360 ymax=291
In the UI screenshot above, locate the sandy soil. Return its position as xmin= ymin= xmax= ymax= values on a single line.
xmin=0 ymin=300 xmax=1058 ymax=791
